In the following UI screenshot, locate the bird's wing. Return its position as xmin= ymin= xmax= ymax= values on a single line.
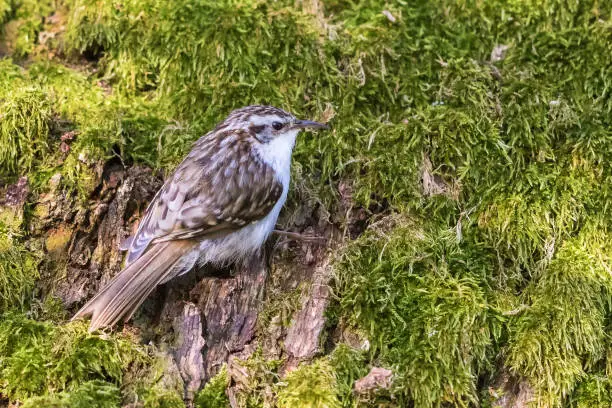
xmin=125 ymin=129 xmax=283 ymax=264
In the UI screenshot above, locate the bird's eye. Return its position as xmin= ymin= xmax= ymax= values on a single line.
xmin=272 ymin=121 xmax=284 ymax=130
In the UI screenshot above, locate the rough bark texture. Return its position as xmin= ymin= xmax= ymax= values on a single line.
xmin=33 ymin=164 xmax=163 ymax=306
xmin=354 ymin=367 xmax=393 ymax=394
xmin=283 ymin=256 xmax=332 ymax=368
xmin=193 ymin=255 xmax=268 ymax=380
xmin=31 ymin=161 xmax=339 ymax=401
xmin=173 ymin=302 xmax=206 ymax=406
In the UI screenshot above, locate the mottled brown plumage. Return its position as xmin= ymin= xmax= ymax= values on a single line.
xmin=125 ymin=128 xmax=283 ymax=264
xmin=72 ymin=105 xmax=327 ymax=331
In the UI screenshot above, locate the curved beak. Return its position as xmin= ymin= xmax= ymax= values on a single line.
xmin=293 ymin=119 xmax=329 ymax=130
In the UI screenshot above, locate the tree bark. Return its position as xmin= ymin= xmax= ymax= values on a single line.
xmin=30 ymin=160 xmax=337 ymax=403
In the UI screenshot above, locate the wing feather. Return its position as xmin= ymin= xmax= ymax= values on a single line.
xmin=124 ymin=129 xmax=282 ymax=264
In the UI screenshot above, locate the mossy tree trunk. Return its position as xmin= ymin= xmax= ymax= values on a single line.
xmin=1 ymin=0 xmax=611 ymax=407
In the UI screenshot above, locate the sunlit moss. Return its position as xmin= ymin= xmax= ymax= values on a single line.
xmin=276 ymin=359 xmax=341 ymax=408
xmin=0 ymin=234 xmax=39 ymax=312
xmin=20 ymin=380 xmax=121 ymax=408
xmin=138 ymin=389 xmax=185 ymax=408
xmin=0 ymin=84 xmax=51 ymax=177
xmin=0 ymin=0 xmax=611 ymax=406
xmin=329 ymin=344 xmax=369 ymax=406
xmin=506 ymin=224 xmax=612 ymax=406
xmin=0 ymin=0 xmax=12 ymax=25
xmin=2 ymin=0 xmax=54 ymax=56
xmin=569 ymin=375 xmax=612 ymax=408
xmin=335 ymin=217 xmax=502 ymax=406
xmin=0 ymin=314 xmax=147 ymax=401
xmin=195 ymin=366 xmax=229 ymax=408
xmin=227 ymin=349 xmax=283 ymax=407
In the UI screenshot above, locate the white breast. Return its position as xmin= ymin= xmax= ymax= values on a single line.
xmin=196 ymin=129 xmax=298 ymax=266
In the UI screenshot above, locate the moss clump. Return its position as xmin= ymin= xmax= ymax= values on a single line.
xmin=335 ymin=217 xmax=501 ymax=406
xmin=64 ymin=0 xmax=330 ymax=116
xmin=0 ymin=0 xmax=55 ymax=57
xmin=329 ymin=344 xmax=369 ymax=405
xmin=0 ymin=82 xmax=51 ymax=177
xmin=506 ymin=225 xmax=612 ymax=405
xmin=0 ymin=313 xmax=147 ymax=402
xmin=20 ymin=380 xmax=121 ymax=408
xmin=569 ymin=375 xmax=612 ymax=408
xmin=0 ymin=0 xmax=12 ymax=26
xmin=0 ymin=58 xmax=197 ymax=197
xmin=138 ymin=388 xmax=185 ymax=408
xmin=257 ymin=284 xmax=303 ymax=333
xmin=227 ymin=349 xmax=283 ymax=407
xmin=126 ymin=351 xmax=186 ymax=408
xmin=0 ymin=234 xmax=39 ymax=312
xmin=195 ymin=366 xmax=229 ymax=408
xmin=276 ymin=359 xmax=341 ymax=408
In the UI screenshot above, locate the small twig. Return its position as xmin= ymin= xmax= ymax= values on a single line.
xmin=502 ymin=305 xmax=529 ymax=316
xmin=273 ymin=230 xmax=326 ymax=243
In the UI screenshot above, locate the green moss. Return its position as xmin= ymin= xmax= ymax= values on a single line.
xmin=127 ymin=351 xmax=186 ymax=408
xmin=20 ymin=380 xmax=121 ymax=408
xmin=0 ymin=83 xmax=51 ymax=177
xmin=65 ymin=0 xmax=330 ymax=114
xmin=276 ymin=359 xmax=341 ymax=408
xmin=195 ymin=366 xmax=229 ymax=408
xmin=506 ymin=225 xmax=612 ymax=406
xmin=229 ymin=349 xmax=283 ymax=408
xmin=569 ymin=375 xmax=612 ymax=408
xmin=0 ymin=58 xmax=197 ymax=197
xmin=138 ymin=388 xmax=185 ymax=408
xmin=64 ymin=0 xmax=120 ymax=54
xmin=0 ymin=234 xmax=39 ymax=311
xmin=475 ymin=159 xmax=600 ymax=273
xmin=335 ymin=217 xmax=502 ymax=406
xmin=0 ymin=314 xmax=147 ymax=402
xmin=2 ymin=0 xmax=55 ymax=57
xmin=329 ymin=344 xmax=369 ymax=406
xmin=0 ymin=0 xmax=12 ymax=26
xmin=257 ymin=284 xmax=303 ymax=333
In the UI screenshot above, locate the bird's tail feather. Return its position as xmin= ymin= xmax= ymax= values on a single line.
xmin=72 ymin=240 xmax=197 ymax=332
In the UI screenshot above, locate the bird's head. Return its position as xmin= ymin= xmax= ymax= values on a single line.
xmin=221 ymin=105 xmax=328 ymax=143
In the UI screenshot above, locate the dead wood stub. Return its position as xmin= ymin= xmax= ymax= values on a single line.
xmin=31 ymin=159 xmax=344 ymax=399
xmin=173 ymin=302 xmax=206 ymax=406
xmin=191 ymin=255 xmax=269 ymax=380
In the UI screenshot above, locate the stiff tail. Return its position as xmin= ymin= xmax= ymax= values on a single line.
xmin=72 ymin=240 xmax=197 ymax=332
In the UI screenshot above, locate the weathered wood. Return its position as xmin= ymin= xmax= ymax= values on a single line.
xmin=191 ymin=255 xmax=268 ymax=380
xmin=173 ymin=302 xmax=206 ymax=406
xmin=354 ymin=367 xmax=393 ymax=394
xmin=284 ymin=257 xmax=332 ymax=367
xmin=36 ymin=165 xmax=163 ymax=307
xmin=30 ymin=160 xmax=344 ymax=402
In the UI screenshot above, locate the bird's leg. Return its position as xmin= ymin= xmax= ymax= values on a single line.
xmin=273 ymin=229 xmax=326 ymax=243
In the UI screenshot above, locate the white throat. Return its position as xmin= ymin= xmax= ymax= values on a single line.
xmin=255 ymin=129 xmax=299 ymax=188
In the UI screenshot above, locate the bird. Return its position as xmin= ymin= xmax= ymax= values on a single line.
xmin=72 ymin=105 xmax=328 ymax=331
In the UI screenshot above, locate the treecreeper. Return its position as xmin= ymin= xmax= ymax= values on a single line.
xmin=72 ymin=105 xmax=328 ymax=331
